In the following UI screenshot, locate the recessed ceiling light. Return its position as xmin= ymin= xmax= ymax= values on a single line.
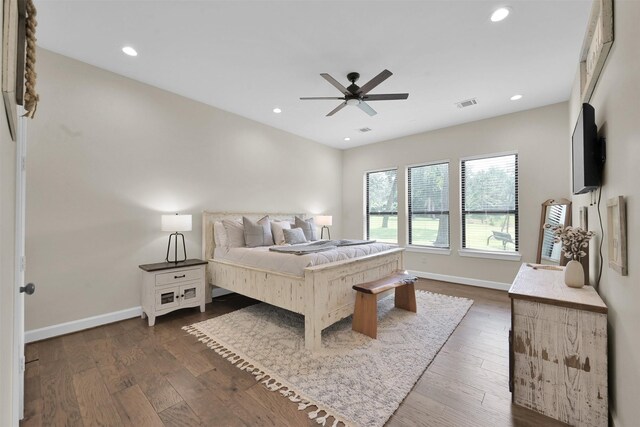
xmin=490 ymin=7 xmax=510 ymax=22
xmin=510 ymin=94 xmax=523 ymax=101
xmin=344 ymin=137 xmax=351 ymax=141
xmin=122 ymin=46 xmax=138 ymax=57
xmin=273 ymin=108 xmax=282 ymax=114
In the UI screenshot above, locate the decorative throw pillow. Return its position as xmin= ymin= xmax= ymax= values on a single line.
xmin=213 ymin=221 xmax=228 ymax=248
xmin=243 ymin=216 xmax=274 ymax=247
xmin=283 ymin=228 xmax=308 ymax=245
xmin=294 ymin=216 xmax=317 ymax=241
xmin=271 ymin=220 xmax=291 ymax=245
xmin=222 ymin=219 xmax=245 ymax=247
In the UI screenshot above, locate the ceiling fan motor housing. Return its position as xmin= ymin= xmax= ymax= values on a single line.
xmin=347 ymin=72 xmax=360 ymax=93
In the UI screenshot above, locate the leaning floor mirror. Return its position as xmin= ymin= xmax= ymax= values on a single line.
xmin=536 ymin=198 xmax=572 ymax=266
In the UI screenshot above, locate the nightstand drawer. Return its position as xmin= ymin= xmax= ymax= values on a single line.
xmin=155 ymin=267 xmax=202 ymax=287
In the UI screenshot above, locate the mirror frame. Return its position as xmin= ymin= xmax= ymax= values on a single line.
xmin=536 ymin=198 xmax=572 ymax=265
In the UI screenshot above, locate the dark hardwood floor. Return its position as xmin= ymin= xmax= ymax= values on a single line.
xmin=21 ymin=280 xmax=566 ymax=426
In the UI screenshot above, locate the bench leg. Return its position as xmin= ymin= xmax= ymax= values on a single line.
xmin=395 ymin=283 xmax=417 ymax=313
xmin=352 ymin=292 xmax=378 ymax=339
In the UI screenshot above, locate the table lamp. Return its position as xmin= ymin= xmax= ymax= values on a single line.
xmin=316 ymin=215 xmax=332 ymax=239
xmin=161 ymin=213 xmax=192 ymax=263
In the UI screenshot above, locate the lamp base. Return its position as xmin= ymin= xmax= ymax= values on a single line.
xmin=320 ymin=226 xmax=331 ymax=240
xmin=166 ymin=232 xmax=187 ymax=263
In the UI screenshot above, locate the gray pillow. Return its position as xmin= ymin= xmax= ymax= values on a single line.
xmin=294 ymin=216 xmax=317 ymax=241
xmin=222 ymin=219 xmax=245 ymax=247
xmin=283 ymin=228 xmax=308 ymax=245
xmin=242 ymin=216 xmax=274 ymax=247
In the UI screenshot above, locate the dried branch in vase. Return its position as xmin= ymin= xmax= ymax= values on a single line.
xmin=544 ymin=224 xmax=594 ymax=261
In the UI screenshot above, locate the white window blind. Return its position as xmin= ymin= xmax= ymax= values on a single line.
xmin=366 ymin=169 xmax=398 ymax=243
xmin=408 ymin=162 xmax=449 ymax=248
xmin=461 ymin=154 xmax=518 ymax=252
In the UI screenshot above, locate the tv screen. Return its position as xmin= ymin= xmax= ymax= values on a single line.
xmin=572 ymin=103 xmax=600 ymax=194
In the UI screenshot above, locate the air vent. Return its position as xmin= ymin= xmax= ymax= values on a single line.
xmin=456 ymin=98 xmax=478 ymax=109
xmin=359 ymin=127 xmax=372 ymax=133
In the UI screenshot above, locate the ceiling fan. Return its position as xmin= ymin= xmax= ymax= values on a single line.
xmin=300 ymin=69 xmax=409 ymax=117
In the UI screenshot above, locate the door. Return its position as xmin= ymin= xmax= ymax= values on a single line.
xmin=14 ymin=115 xmax=29 ymax=421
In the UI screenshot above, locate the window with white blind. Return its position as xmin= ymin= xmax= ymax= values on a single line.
xmin=461 ymin=153 xmax=518 ymax=252
xmin=365 ymin=169 xmax=398 ymax=243
xmin=408 ymin=162 xmax=449 ymax=248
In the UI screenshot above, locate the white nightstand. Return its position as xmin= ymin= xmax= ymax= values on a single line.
xmin=138 ymin=259 xmax=207 ymax=326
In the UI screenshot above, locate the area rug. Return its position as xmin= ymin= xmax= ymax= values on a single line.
xmin=183 ymin=291 xmax=473 ymax=427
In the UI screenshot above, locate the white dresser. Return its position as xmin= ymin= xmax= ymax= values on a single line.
xmin=509 ymin=263 xmax=608 ymax=426
xmin=139 ymin=259 xmax=207 ymax=326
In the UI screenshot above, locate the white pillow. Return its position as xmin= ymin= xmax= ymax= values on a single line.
xmin=271 ymin=220 xmax=291 ymax=245
xmin=213 ymin=221 xmax=228 ymax=248
xmin=222 ymin=219 xmax=245 ymax=247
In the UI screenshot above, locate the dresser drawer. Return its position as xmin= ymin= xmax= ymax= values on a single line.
xmin=155 ymin=267 xmax=203 ymax=287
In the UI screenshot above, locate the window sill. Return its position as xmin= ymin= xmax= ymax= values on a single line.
xmin=405 ymin=246 xmax=451 ymax=255
xmin=457 ymin=249 xmax=522 ymax=261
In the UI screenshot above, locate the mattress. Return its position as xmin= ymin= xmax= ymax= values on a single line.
xmin=213 ymin=242 xmax=392 ymax=277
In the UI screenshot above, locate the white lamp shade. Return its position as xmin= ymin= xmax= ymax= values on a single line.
xmin=315 ymin=215 xmax=333 ymax=226
xmin=161 ymin=214 xmax=192 ymax=232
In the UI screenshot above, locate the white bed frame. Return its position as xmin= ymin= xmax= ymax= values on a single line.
xmin=202 ymin=211 xmax=405 ymax=351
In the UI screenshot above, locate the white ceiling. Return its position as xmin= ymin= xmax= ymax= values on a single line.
xmin=35 ymin=0 xmax=592 ymax=149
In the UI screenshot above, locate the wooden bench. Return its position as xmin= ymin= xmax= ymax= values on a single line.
xmin=352 ymin=270 xmax=418 ymax=339
xmin=487 ymin=230 xmax=514 ymax=249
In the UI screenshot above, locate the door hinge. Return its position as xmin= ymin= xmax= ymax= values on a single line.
xmin=20 ymin=356 xmax=25 ymax=373
xmin=21 ymin=156 xmax=26 ymax=172
xmin=20 ymin=256 xmax=25 ymax=272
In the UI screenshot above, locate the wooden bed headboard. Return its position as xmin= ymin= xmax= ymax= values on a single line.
xmin=201 ymin=211 xmax=305 ymax=262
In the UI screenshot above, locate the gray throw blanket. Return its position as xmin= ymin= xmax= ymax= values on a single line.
xmin=269 ymin=239 xmax=376 ymax=255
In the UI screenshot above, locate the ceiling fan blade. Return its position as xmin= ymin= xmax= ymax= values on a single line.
xmin=363 ymin=93 xmax=409 ymax=101
xmin=320 ymin=73 xmax=350 ymax=95
xmin=300 ymin=97 xmax=345 ymax=100
xmin=326 ymin=102 xmax=347 ymax=116
xmin=357 ymin=69 xmax=393 ymax=95
xmin=357 ymin=101 xmax=377 ymax=116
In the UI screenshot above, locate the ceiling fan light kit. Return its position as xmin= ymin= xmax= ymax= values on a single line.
xmin=300 ymin=69 xmax=409 ymax=117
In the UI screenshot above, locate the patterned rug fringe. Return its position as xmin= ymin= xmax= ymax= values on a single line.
xmin=182 ymin=325 xmax=352 ymax=427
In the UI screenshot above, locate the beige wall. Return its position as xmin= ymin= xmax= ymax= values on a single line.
xmin=0 ymin=6 xmax=18 ymax=425
xmin=25 ymin=49 xmax=343 ymax=330
xmin=342 ymin=103 xmax=570 ymax=285
xmin=568 ymin=1 xmax=640 ymax=425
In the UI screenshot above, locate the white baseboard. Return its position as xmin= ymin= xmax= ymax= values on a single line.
xmin=408 ymin=270 xmax=511 ymax=291
xmin=211 ymin=287 xmax=233 ymax=298
xmin=25 ymin=306 xmax=142 ymax=343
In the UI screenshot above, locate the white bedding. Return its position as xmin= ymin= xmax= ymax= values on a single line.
xmin=213 ymin=242 xmax=392 ymax=277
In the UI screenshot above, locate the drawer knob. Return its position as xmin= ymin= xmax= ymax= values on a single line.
xmin=174 ymin=274 xmax=186 ymax=279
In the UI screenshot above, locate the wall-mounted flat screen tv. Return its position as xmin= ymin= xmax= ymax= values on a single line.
xmin=572 ymin=103 xmax=601 ymax=194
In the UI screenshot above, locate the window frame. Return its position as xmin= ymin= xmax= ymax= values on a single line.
xmin=406 ymin=159 xmax=451 ymax=250
xmin=459 ymin=151 xmax=520 ymax=260
xmin=364 ymin=167 xmax=399 ymax=244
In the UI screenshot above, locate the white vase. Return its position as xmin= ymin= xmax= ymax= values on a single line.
xmin=564 ymin=260 xmax=585 ymax=288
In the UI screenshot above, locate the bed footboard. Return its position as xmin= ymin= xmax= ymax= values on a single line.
xmin=303 ymin=248 xmax=405 ymax=350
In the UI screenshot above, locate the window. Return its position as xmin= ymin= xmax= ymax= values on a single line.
xmin=366 ymin=169 xmax=398 ymax=243
xmin=408 ymin=162 xmax=449 ymax=248
xmin=461 ymin=153 xmax=518 ymax=252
